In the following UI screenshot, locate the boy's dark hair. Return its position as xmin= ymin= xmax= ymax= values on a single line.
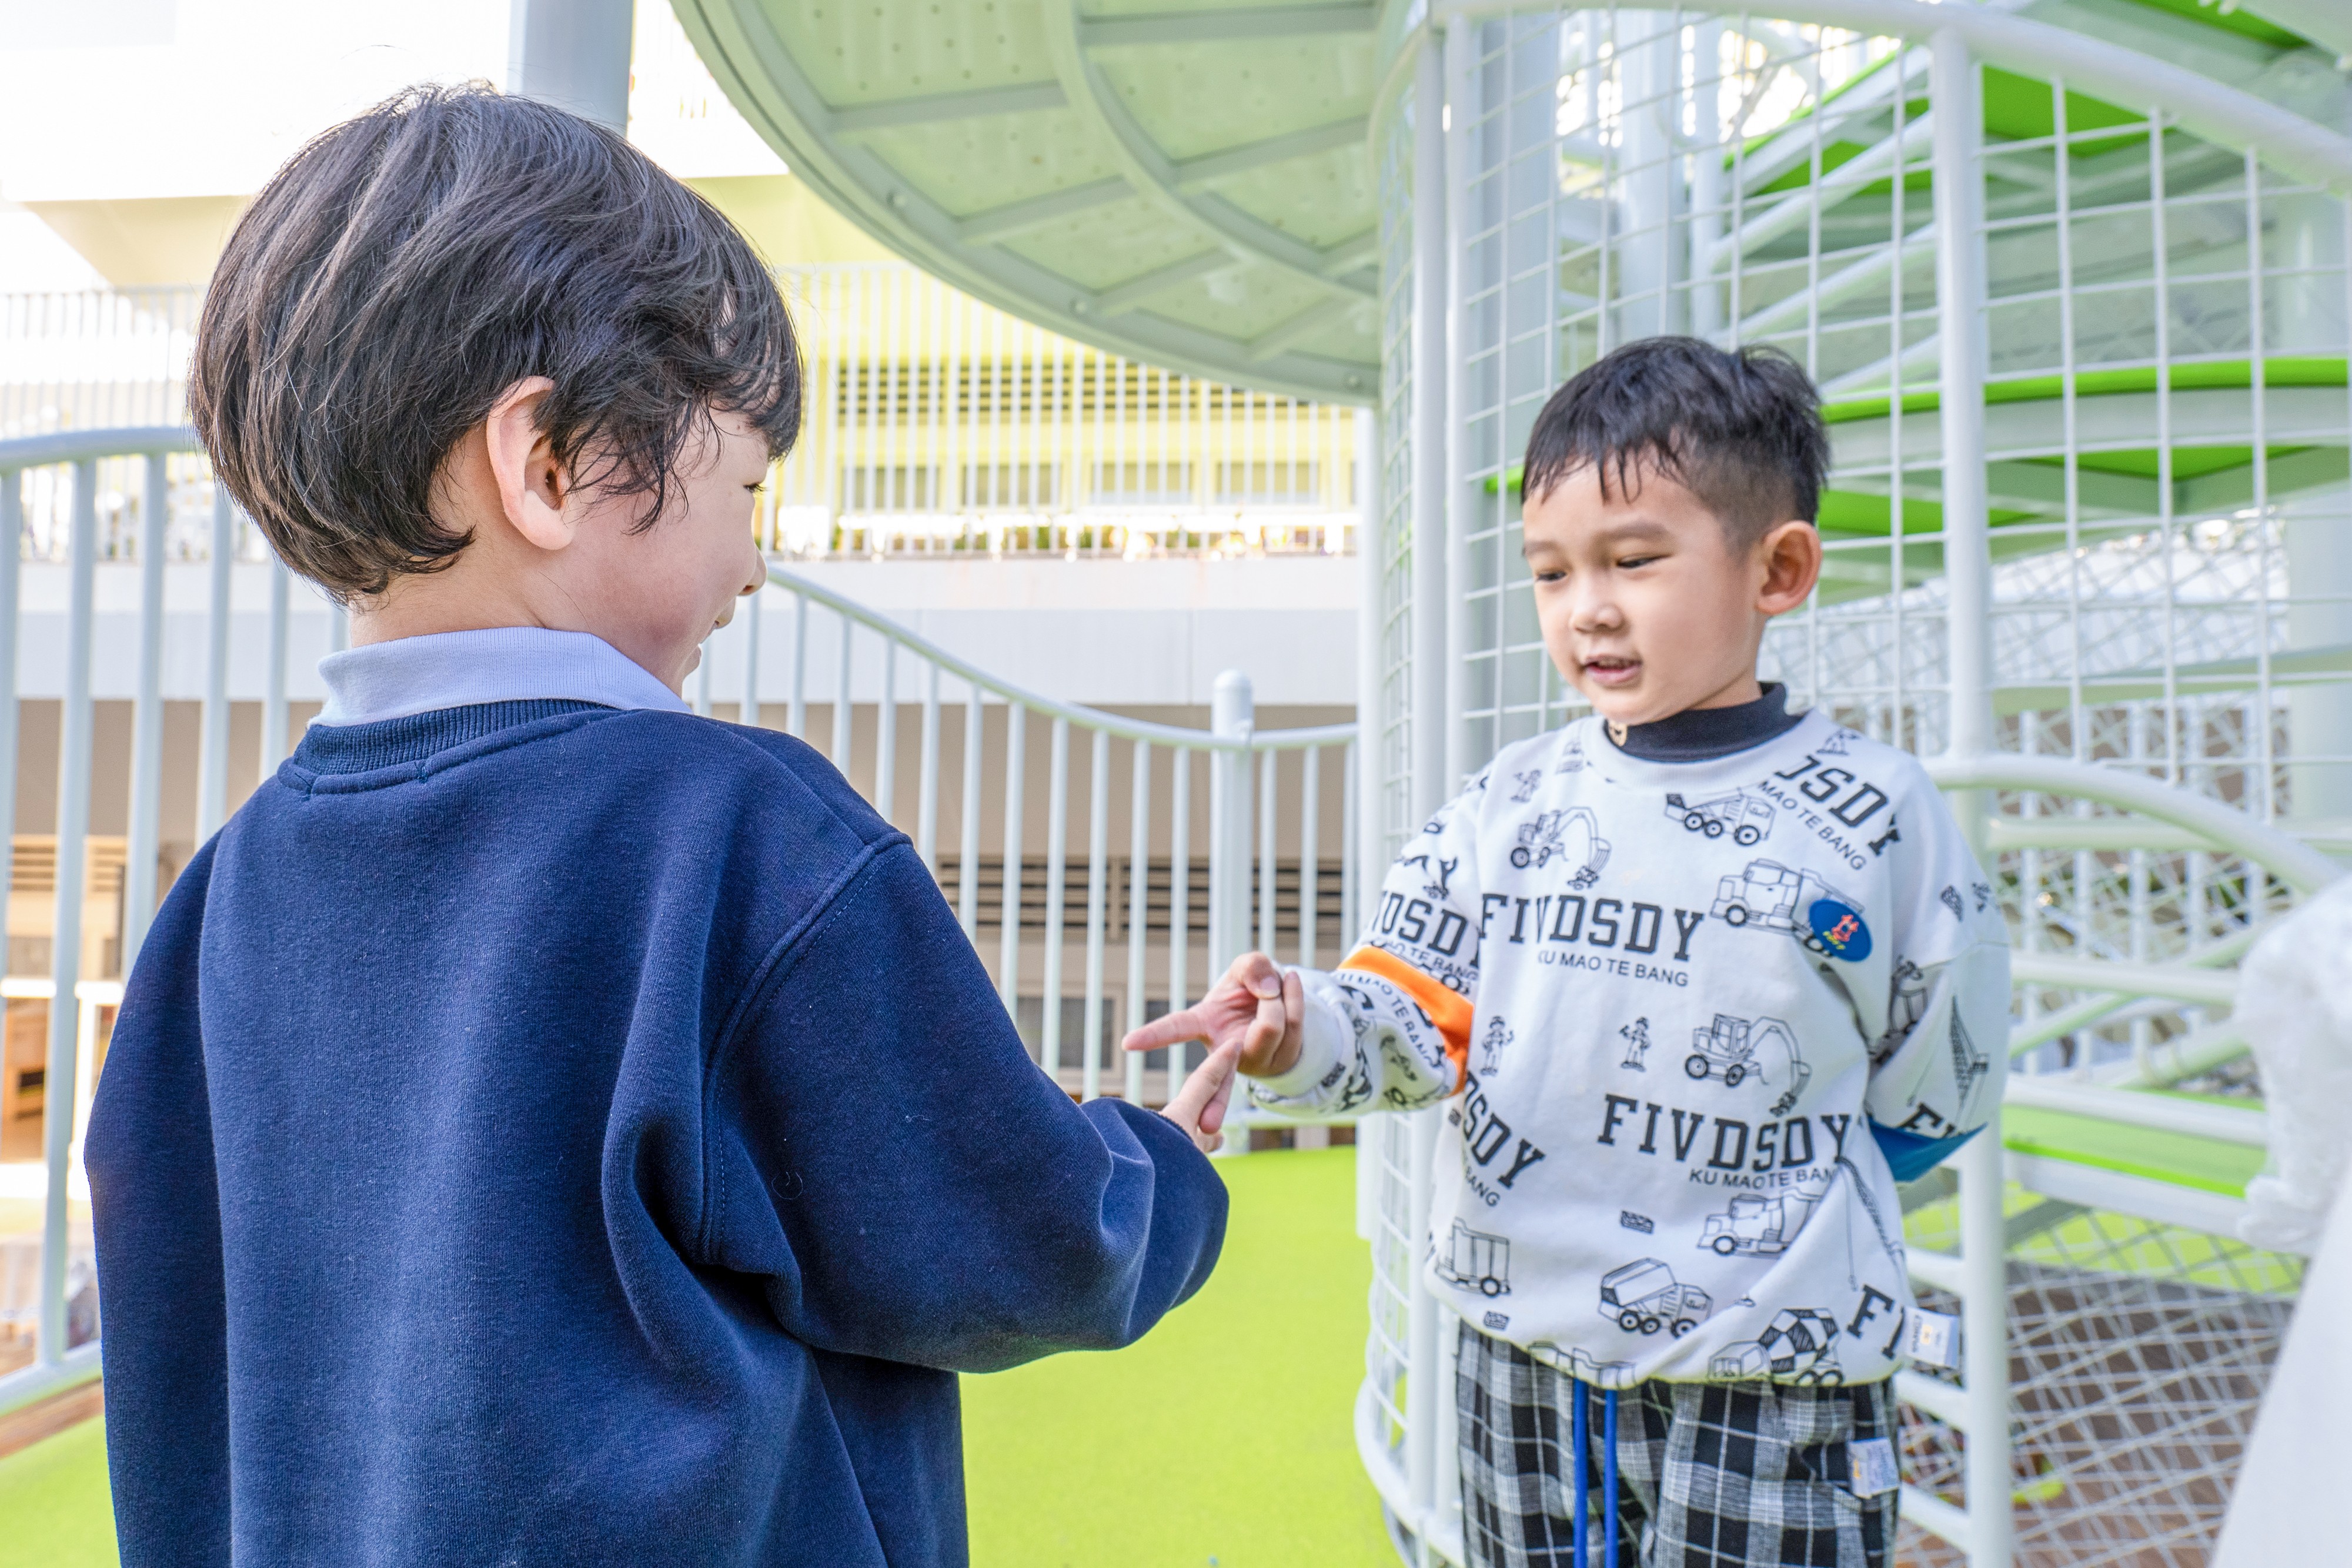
xmin=191 ymin=84 xmax=802 ymax=601
xmin=1521 ymin=337 xmax=1827 ymax=547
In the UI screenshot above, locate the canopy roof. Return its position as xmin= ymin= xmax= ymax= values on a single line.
xmin=673 ymin=0 xmax=1383 ymax=402
xmin=671 ymin=0 xmax=2332 ymax=404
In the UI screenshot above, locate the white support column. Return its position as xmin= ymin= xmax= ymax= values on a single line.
xmin=1442 ymin=19 xmax=1473 ymax=794
xmin=505 ymin=0 xmax=633 ymax=131
xmin=1932 ymin=30 xmax=1994 ymax=780
xmin=1931 ymin=29 xmax=2012 ymax=1568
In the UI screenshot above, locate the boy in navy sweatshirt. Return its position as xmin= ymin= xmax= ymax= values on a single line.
xmin=85 ymin=86 xmax=1230 ymax=1568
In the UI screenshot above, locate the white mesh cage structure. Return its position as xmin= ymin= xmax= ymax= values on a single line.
xmin=1356 ymin=4 xmax=2350 ymax=1566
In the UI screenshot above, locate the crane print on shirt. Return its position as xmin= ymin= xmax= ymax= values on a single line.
xmin=1251 ymin=708 xmax=2010 ymax=1386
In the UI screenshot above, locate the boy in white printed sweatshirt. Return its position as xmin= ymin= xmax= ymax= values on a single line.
xmin=1129 ymin=337 xmax=2009 ymax=1568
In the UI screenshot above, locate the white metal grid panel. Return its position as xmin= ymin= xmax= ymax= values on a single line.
xmin=1369 ymin=8 xmax=2350 ymax=1564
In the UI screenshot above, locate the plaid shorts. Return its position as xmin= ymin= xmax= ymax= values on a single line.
xmin=1455 ymin=1324 xmax=1898 ymax=1568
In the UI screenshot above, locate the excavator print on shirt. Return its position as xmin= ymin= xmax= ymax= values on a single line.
xmin=1685 ymin=1013 xmax=1813 ymax=1118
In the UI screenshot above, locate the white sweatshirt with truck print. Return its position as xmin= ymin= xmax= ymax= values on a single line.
xmin=1252 ymin=709 xmax=2009 ymax=1388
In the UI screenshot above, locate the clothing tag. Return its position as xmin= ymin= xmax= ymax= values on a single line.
xmin=1849 ymin=1437 xmax=1900 ymax=1499
xmin=1906 ymin=1309 xmax=1960 ymax=1371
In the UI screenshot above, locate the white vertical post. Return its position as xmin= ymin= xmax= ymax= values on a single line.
xmin=1354 ymin=403 xmax=1379 ymax=940
xmin=1043 ymin=717 xmax=1071 ymax=1084
xmin=1932 ymin=29 xmax=2010 ymax=1568
xmin=1300 ymin=745 xmax=1321 ymax=969
xmin=918 ymin=663 xmax=942 ymax=874
xmin=960 ymin=685 xmax=984 ymax=940
xmin=877 ymin=638 xmax=898 ymax=821
xmin=998 ymin=704 xmax=1027 ymax=1016
xmin=123 ymin=453 xmax=169 ymax=971
xmin=262 ymin=556 xmax=290 ymax=770
xmin=0 ymin=472 xmax=19 ymax=973
xmin=1258 ymin=748 xmax=1279 ymax=956
xmin=694 ymin=644 xmax=713 ymax=717
xmin=1208 ymin=671 xmax=1255 ymax=975
xmin=1168 ymin=746 xmax=1192 ymax=1089
xmin=1208 ymin=671 xmax=1254 ymax=1152
xmin=1441 ymin=17 xmax=1473 ymax=793
xmin=741 ymin=585 xmax=763 ymax=727
xmin=1411 ymin=37 xmax=1451 ymax=827
xmin=789 ymin=593 xmax=809 ymax=738
xmin=198 ymin=488 xmax=233 ymax=840
xmin=39 ymin=460 xmax=97 ymax=1369
xmin=1125 ymin=738 xmax=1151 ymax=1103
xmin=1340 ymin=739 xmax=1360 ymax=950
xmin=833 ymin=614 xmax=854 ymax=778
xmin=1083 ymin=726 xmax=1110 ymax=1101
xmin=1407 ymin=29 xmax=1452 ymax=1563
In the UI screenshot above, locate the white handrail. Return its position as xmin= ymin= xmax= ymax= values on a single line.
xmin=768 ymin=564 xmax=1355 ymax=751
xmin=1930 ymin=751 xmax=2344 ymax=894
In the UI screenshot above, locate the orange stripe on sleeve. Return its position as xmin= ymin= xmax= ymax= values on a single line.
xmin=1338 ymin=945 xmax=1473 ymax=1094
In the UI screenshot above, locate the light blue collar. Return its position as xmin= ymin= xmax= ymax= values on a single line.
xmin=315 ymin=628 xmax=690 ymax=727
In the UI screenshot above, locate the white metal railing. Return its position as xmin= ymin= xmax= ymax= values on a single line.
xmin=747 ymin=564 xmax=1361 ymax=1112
xmin=0 ymin=424 xmax=1365 ymax=1421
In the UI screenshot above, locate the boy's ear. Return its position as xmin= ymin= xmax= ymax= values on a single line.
xmin=1753 ymin=519 xmax=1822 ymax=616
xmin=482 ymin=377 xmax=577 ymax=553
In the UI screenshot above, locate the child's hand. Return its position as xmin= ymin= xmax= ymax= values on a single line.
xmin=1160 ymin=1041 xmax=1243 ymax=1154
xmin=1125 ymin=952 xmax=1306 ymax=1149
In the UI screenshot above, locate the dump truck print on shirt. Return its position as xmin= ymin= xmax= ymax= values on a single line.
xmin=1250 ymin=708 xmax=2009 ymax=1386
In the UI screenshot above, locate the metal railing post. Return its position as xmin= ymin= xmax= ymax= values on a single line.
xmin=998 ymin=704 xmax=1027 ymax=1017
xmin=1406 ymin=30 xmax=1452 ymax=1562
xmin=262 ymin=555 xmax=290 ymax=769
xmin=198 ymin=488 xmax=234 ymax=841
xmin=1125 ymin=738 xmax=1151 ymax=1103
xmin=1208 ymin=671 xmax=1254 ymax=1155
xmin=39 ymin=461 xmax=98 ymax=1370
xmin=1208 ymin=671 xmax=1255 ymax=977
xmin=1932 ymin=28 xmax=2012 ymax=1568
xmin=741 ymin=582 xmax=762 ymax=727
xmin=123 ymin=453 xmax=169 ymax=971
xmin=1083 ymin=726 xmax=1110 ymax=1101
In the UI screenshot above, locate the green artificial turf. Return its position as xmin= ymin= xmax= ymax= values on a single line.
xmin=0 ymin=1148 xmax=1391 ymax=1568
xmin=0 ymin=1415 xmax=115 ymax=1568
xmin=963 ymin=1145 xmax=1396 ymax=1568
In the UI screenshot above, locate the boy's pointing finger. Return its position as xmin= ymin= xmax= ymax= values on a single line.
xmin=1121 ymin=1007 xmax=1210 ymax=1054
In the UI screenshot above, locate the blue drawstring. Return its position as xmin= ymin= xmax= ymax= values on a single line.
xmin=1572 ymin=1377 xmax=1591 ymax=1568
xmin=1601 ymin=1388 xmax=1620 ymax=1566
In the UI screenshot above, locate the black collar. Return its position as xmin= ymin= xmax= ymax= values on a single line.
xmin=1602 ymin=683 xmax=1803 ymax=763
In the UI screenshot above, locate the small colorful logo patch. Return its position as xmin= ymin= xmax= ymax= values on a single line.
xmin=1807 ymin=898 xmax=1872 ymax=961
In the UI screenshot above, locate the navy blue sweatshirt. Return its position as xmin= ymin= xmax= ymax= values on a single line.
xmin=86 ymin=701 xmax=1228 ymax=1567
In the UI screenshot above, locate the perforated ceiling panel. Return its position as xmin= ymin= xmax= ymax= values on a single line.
xmin=673 ymin=0 xmax=1384 ymax=402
